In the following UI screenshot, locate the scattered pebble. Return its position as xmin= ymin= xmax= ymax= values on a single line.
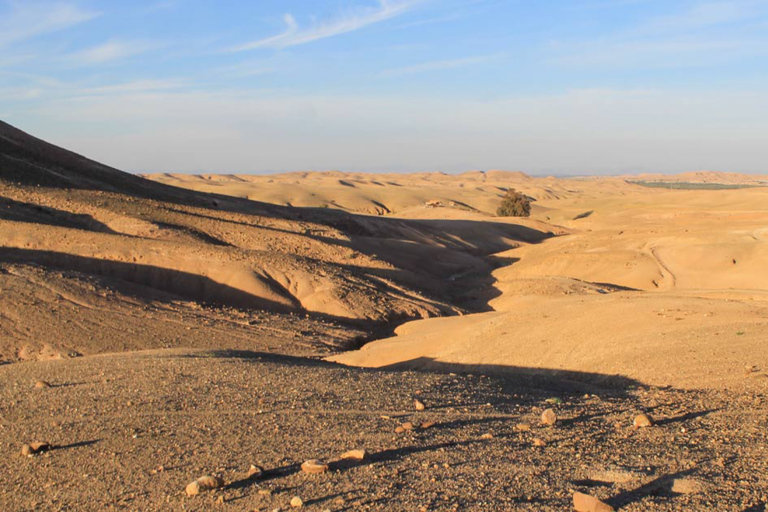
xmin=480 ymin=433 xmax=494 ymax=440
xmin=185 ymin=475 xmax=223 ymax=496
xmin=247 ymin=464 xmax=264 ymax=479
xmin=541 ymin=408 xmax=558 ymax=426
xmin=34 ymin=380 xmax=51 ymax=389
xmin=401 ymin=422 xmax=415 ymax=431
xmin=21 ymin=442 xmax=50 ymax=456
xmin=633 ymin=414 xmax=654 ymax=428
xmin=414 ymin=399 xmax=426 ymax=411
xmin=420 ymin=421 xmax=436 ymax=429
xmin=301 ymin=459 xmax=329 ymax=474
xmin=290 ymin=496 xmax=304 ymax=508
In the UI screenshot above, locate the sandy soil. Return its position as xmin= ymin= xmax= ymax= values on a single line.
xmin=3 ymin=120 xmax=768 ymax=509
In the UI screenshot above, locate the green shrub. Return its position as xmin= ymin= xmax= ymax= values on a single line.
xmin=496 ymin=189 xmax=531 ymax=217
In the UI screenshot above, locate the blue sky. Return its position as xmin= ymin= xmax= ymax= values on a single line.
xmin=1 ymin=0 xmax=768 ymax=174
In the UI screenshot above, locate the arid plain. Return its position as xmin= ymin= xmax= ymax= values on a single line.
xmin=2 ymin=121 xmax=767 ymax=510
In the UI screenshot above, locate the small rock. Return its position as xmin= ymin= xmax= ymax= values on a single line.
xmin=480 ymin=433 xmax=493 ymax=440
xmin=301 ymin=459 xmax=329 ymax=474
xmin=341 ymin=449 xmax=366 ymax=461
xmin=414 ymin=399 xmax=426 ymax=411
xmin=573 ymin=491 xmax=614 ymax=512
xmin=34 ymin=381 xmax=51 ymax=389
xmin=515 ymin=423 xmax=532 ymax=432
xmin=401 ymin=422 xmax=415 ymax=431
xmin=291 ymin=496 xmax=304 ymax=508
xmin=394 ymin=426 xmax=405 ymax=433
xmin=185 ymin=475 xmax=223 ymax=496
xmin=420 ymin=421 xmax=436 ymax=429
xmin=533 ymin=438 xmax=546 ymax=447
xmin=21 ymin=442 xmax=51 ymax=456
xmin=258 ymin=489 xmax=273 ymax=495
xmin=633 ymin=414 xmax=654 ymax=428
xmin=541 ymin=408 xmax=557 ymax=426
xmin=247 ymin=464 xmax=264 ymax=479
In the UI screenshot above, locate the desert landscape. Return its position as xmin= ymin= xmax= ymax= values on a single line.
xmin=0 ymin=119 xmax=766 ymax=511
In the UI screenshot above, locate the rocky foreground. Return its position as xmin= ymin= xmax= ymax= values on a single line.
xmin=1 ymin=349 xmax=766 ymax=511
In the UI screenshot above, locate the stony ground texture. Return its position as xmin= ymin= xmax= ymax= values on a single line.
xmin=1 ymin=350 xmax=766 ymax=511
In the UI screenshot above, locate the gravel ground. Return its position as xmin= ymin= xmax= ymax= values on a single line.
xmin=1 ymin=349 xmax=766 ymax=511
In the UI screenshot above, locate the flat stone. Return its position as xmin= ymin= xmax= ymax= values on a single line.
xmin=573 ymin=492 xmax=614 ymax=512
xmin=301 ymin=459 xmax=329 ymax=474
xmin=341 ymin=449 xmax=366 ymax=461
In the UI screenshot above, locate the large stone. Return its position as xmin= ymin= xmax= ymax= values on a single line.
xmin=573 ymin=492 xmax=614 ymax=512
xmin=541 ymin=409 xmax=558 ymax=426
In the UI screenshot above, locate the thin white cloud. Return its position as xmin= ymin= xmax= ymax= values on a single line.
xmin=68 ymin=40 xmax=160 ymax=65
xmin=0 ymin=1 xmax=100 ymax=48
xmin=553 ymin=1 xmax=768 ymax=68
xmin=229 ymin=0 xmax=421 ymax=51
xmin=639 ymin=1 xmax=760 ymax=33
xmin=379 ymin=54 xmax=500 ymax=77
xmin=141 ymin=0 xmax=181 ymax=13
xmin=78 ymin=79 xmax=189 ymax=95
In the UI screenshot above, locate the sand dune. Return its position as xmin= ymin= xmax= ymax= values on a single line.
xmin=4 ymin=122 xmax=768 ymax=509
xmin=0 ymin=121 xmax=542 ymax=361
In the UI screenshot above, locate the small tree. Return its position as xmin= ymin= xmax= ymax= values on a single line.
xmin=496 ymin=189 xmax=531 ymax=217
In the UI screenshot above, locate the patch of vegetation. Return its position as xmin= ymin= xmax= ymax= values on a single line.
xmin=496 ymin=189 xmax=531 ymax=217
xmin=629 ymin=181 xmax=765 ymax=190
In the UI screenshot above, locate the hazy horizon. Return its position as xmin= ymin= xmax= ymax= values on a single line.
xmin=2 ymin=0 xmax=768 ymax=175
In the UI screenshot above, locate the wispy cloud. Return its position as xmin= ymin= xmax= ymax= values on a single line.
xmin=379 ymin=54 xmax=500 ymax=77
xmin=77 ymin=79 xmax=189 ymax=95
xmin=0 ymin=1 xmax=100 ymax=48
xmin=68 ymin=40 xmax=160 ymax=65
xmin=553 ymin=0 xmax=768 ymax=67
xmin=141 ymin=0 xmax=181 ymax=13
xmin=229 ymin=0 xmax=421 ymax=51
xmin=639 ymin=1 xmax=761 ymax=33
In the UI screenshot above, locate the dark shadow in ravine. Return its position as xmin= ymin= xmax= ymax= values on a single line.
xmin=379 ymin=356 xmax=643 ymax=397
xmin=0 ymin=248 xmax=294 ymax=313
xmin=0 ymin=196 xmax=117 ymax=234
xmin=174 ymin=350 xmax=644 ymax=399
